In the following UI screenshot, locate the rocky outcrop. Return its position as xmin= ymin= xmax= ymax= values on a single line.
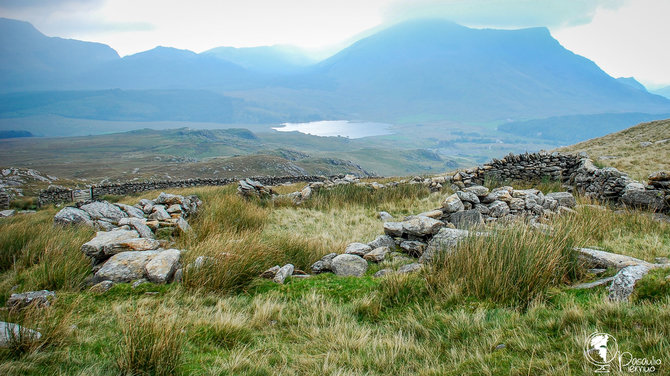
xmin=608 ymin=265 xmax=650 ymax=302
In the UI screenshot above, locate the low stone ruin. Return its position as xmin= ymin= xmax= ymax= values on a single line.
xmin=53 ymin=192 xmax=201 ymax=289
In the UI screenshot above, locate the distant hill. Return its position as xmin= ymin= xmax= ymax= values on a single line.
xmin=1 ymin=17 xmax=669 ymax=125
xmin=616 ymin=77 xmax=647 ymax=91
xmin=202 ymin=45 xmax=315 ymax=74
xmin=557 ymin=118 xmax=670 ymax=180
xmin=498 ymin=112 xmax=670 ymax=144
xmin=0 ymin=18 xmax=119 ymax=91
xmin=652 ymin=85 xmax=670 ymax=99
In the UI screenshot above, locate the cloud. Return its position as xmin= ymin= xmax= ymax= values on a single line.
xmin=0 ymin=0 xmax=104 ymax=11
xmin=383 ymin=0 xmax=628 ymax=29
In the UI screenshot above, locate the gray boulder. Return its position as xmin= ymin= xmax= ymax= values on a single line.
xmin=367 ymin=235 xmax=396 ymax=250
xmin=449 ymin=209 xmax=483 ymax=229
xmin=442 ymin=193 xmax=464 ymax=213
xmin=6 ymin=290 xmax=56 ymax=310
xmin=94 ymin=250 xmax=159 ymax=283
xmin=383 ymin=221 xmax=404 ymax=237
xmin=155 ymin=192 xmax=185 ymax=206
xmin=420 ymin=228 xmax=470 ymax=263
xmin=331 ymin=254 xmax=368 ymax=277
xmin=345 ymin=242 xmax=372 ymax=256
xmin=608 ymin=264 xmax=650 ymax=302
xmin=546 ymin=192 xmax=577 ymax=208
xmin=0 ymin=322 xmax=41 ymax=348
xmin=175 ymin=217 xmax=192 ymax=234
xmin=374 ymin=268 xmax=393 ymax=278
xmin=0 ymin=209 xmax=15 ymax=218
xmin=145 ymin=249 xmax=181 ymax=283
xmin=90 ymin=280 xmax=115 ymax=293
xmin=311 ymin=253 xmax=337 ymax=274
xmin=576 ymin=248 xmax=652 ymax=269
xmin=620 ymin=189 xmax=666 ymax=211
xmin=119 ymin=218 xmax=154 ymax=239
xmin=273 ymin=264 xmax=294 ymax=284
xmin=54 ymin=207 xmax=93 ymax=227
xmin=80 ymin=201 xmax=128 ymax=223
xmin=149 ymin=206 xmax=171 ymax=221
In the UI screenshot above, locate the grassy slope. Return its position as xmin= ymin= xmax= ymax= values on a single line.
xmin=558 ymin=118 xmax=670 ymax=181
xmin=0 ymin=182 xmax=668 ymax=375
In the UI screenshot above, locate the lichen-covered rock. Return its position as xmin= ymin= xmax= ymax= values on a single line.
xmin=383 ymin=221 xmax=404 ymax=237
xmin=397 ymin=263 xmax=423 ymax=274
xmin=456 ymin=190 xmax=480 ymax=204
xmin=54 ymin=207 xmax=93 ymax=227
xmin=620 ymin=189 xmax=666 ymax=211
xmin=148 ymin=206 xmax=171 ymax=221
xmin=175 ymin=217 xmax=192 ymax=234
xmin=345 ymin=242 xmax=372 ymax=256
xmin=378 ymin=211 xmax=393 ymax=221
xmin=401 ymin=216 xmax=444 ymax=238
xmin=331 ymin=254 xmax=368 ymax=277
xmin=546 ymin=192 xmax=577 ymax=208
xmin=89 ymin=280 xmax=115 ymax=293
xmin=155 ymin=192 xmax=185 ymax=206
xmin=145 ymin=249 xmax=181 ymax=283
xmin=6 ymin=290 xmax=56 ymax=310
xmin=464 ymin=185 xmax=489 ymax=197
xmin=119 ymin=218 xmax=154 ymax=239
xmin=399 ymin=240 xmax=426 ymax=256
xmin=442 ymin=193 xmax=464 ymax=213
xmin=374 ymin=268 xmax=393 ymax=278
xmin=114 ymin=203 xmax=145 ymax=218
xmin=608 ymin=264 xmax=650 ymax=302
xmin=488 ymin=200 xmax=510 ymax=218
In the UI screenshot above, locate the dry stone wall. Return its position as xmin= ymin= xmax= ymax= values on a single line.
xmin=38 ymin=175 xmax=344 ymax=206
xmin=0 ymin=190 xmax=9 ymax=209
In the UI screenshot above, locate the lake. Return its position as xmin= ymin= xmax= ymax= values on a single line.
xmin=272 ymin=120 xmax=393 ymax=139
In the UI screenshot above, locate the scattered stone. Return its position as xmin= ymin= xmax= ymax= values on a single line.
xmin=608 ymin=264 xmax=650 ymax=302
xmin=364 ymin=247 xmax=389 ymax=262
xmin=173 ymin=268 xmax=183 ymax=283
xmin=273 ymin=264 xmax=295 ymax=284
xmin=331 ymin=254 xmax=368 ymax=277
xmin=374 ymin=269 xmax=393 ymax=278
xmin=261 ymin=265 xmax=280 ymax=279
xmin=311 ymin=253 xmax=337 ymax=274
xmin=0 ymin=322 xmax=41 ymax=348
xmin=145 ymin=249 xmax=181 ymax=283
xmin=345 ymin=242 xmax=372 ymax=256
xmin=495 ymin=344 xmax=506 ymax=351
xmin=6 ymin=290 xmax=56 ymax=310
xmin=132 ymin=279 xmax=149 ymax=289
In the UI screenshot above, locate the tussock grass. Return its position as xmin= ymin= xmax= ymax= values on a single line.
xmin=116 ymin=303 xmax=184 ymax=376
xmin=304 ymin=183 xmax=433 ymax=210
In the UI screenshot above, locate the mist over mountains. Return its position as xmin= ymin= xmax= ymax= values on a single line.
xmin=1 ymin=17 xmax=670 ymax=131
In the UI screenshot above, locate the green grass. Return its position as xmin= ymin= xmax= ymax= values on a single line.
xmin=0 ymin=182 xmax=668 ymax=375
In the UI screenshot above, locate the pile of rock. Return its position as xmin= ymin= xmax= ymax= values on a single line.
xmin=53 ymin=192 xmax=201 ymax=288
xmin=261 ymin=264 xmax=311 ymax=283
xmin=237 ymin=178 xmax=275 ymax=199
xmin=54 ymin=192 xmax=201 ymax=234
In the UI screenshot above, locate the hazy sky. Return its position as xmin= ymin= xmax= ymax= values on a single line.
xmin=1 ymin=0 xmax=669 ymax=87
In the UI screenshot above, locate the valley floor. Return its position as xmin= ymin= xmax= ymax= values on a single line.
xmin=0 ymin=182 xmax=669 ymax=375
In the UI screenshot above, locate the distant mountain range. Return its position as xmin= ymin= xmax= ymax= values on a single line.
xmin=1 ymin=17 xmax=669 ymax=127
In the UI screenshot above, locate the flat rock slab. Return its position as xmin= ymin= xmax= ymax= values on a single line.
xmin=420 ymin=228 xmax=470 ymax=263
xmin=273 ymin=264 xmax=294 ymax=284
xmin=569 ymin=277 xmax=615 ymax=290
xmin=546 ymin=192 xmax=577 ymax=208
xmin=450 ymin=209 xmax=483 ymax=229
xmin=81 ymin=229 xmax=139 ymax=261
xmin=576 ymin=247 xmax=652 ymax=269
xmin=367 ymin=235 xmax=396 ymax=250
xmin=331 ymin=254 xmax=368 ymax=277
xmin=345 ymin=242 xmax=372 ymax=256
xmin=95 ymin=250 xmax=160 ymax=283
xmin=364 ymin=247 xmax=389 ymax=262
